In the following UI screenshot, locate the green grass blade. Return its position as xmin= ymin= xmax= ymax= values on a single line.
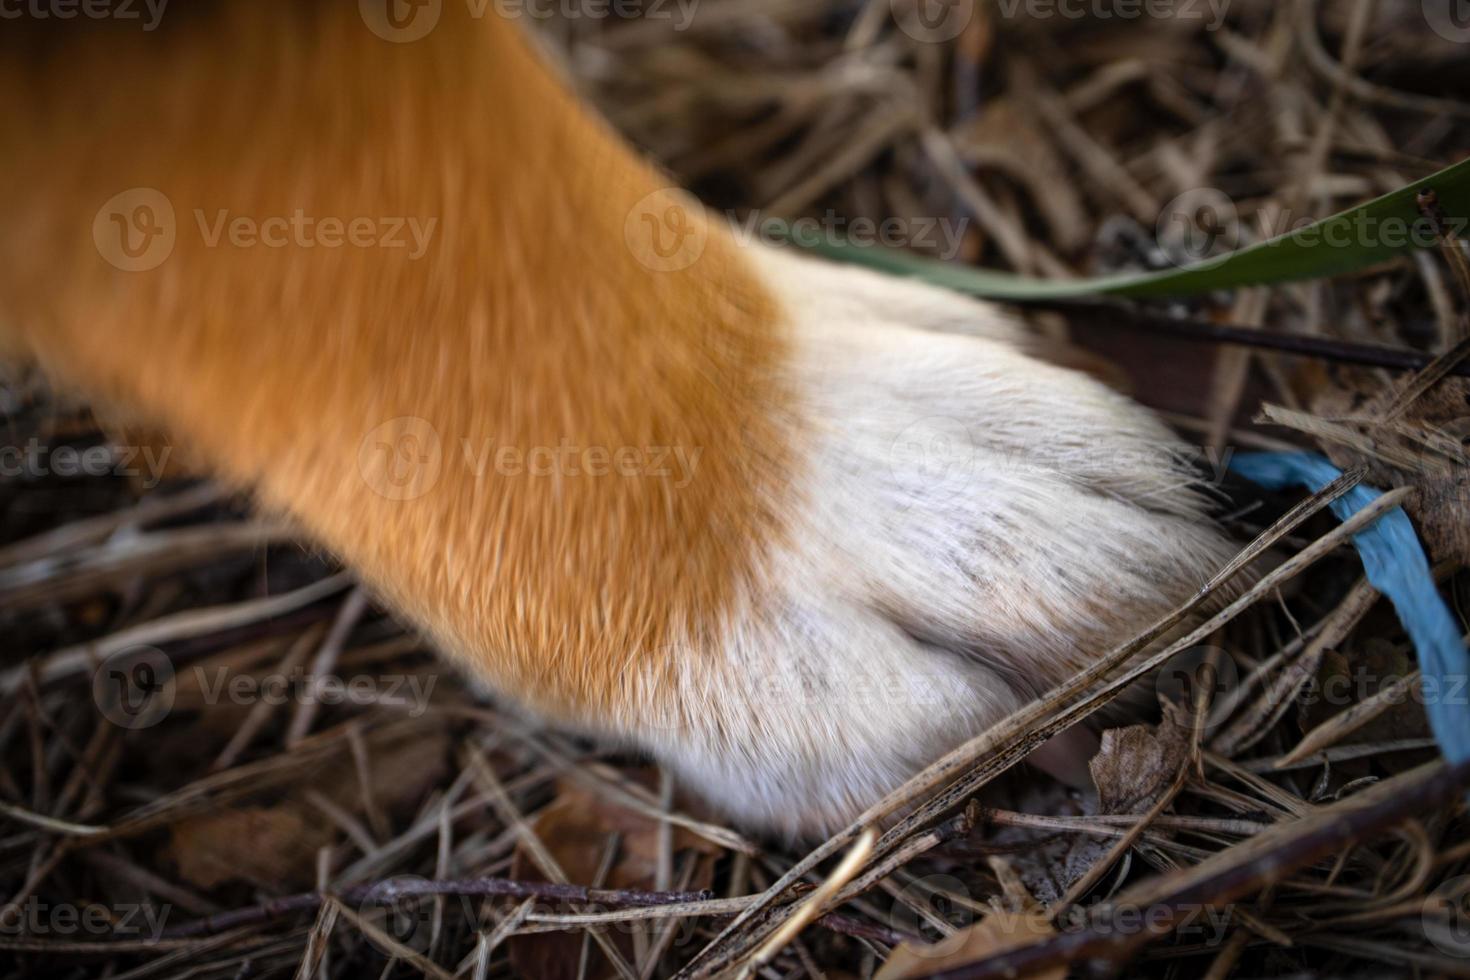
xmin=790 ymin=157 xmax=1470 ymax=301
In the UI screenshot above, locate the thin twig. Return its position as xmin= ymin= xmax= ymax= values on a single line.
xmin=1027 ymin=300 xmax=1470 ymax=378
xmin=162 ymin=876 xmax=718 ymax=940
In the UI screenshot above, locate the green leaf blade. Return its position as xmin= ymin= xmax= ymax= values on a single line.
xmin=790 ymin=157 xmax=1470 ymax=301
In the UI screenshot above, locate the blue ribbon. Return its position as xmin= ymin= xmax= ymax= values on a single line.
xmin=1229 ymin=452 xmax=1470 ymax=766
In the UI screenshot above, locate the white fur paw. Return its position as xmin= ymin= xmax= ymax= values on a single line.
xmin=647 ymin=248 xmax=1238 ymax=839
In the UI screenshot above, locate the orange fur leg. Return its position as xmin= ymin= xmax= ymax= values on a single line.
xmin=0 ymin=4 xmax=1237 ymax=837
xmin=0 ymin=4 xmax=790 ymax=732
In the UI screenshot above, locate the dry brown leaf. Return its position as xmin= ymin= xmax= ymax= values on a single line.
xmin=1301 ymin=642 xmax=1435 ymax=783
xmin=313 ymin=724 xmax=450 ymax=816
xmin=982 ymin=776 xmax=1112 ymax=905
xmin=168 ymin=806 xmax=326 ymax=891
xmin=165 ymin=729 xmax=449 ymax=890
xmin=875 ymin=907 xmax=1063 ymax=980
xmin=508 ymin=774 xmax=715 ymax=980
xmin=1089 ymin=721 xmax=1187 ymax=815
xmin=1314 ymin=376 xmax=1470 ymax=566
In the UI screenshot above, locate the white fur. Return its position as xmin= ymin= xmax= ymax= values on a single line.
xmin=639 ymin=247 xmax=1237 ymax=839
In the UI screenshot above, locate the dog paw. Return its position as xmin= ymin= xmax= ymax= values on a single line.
xmin=644 ymin=249 xmax=1237 ymax=838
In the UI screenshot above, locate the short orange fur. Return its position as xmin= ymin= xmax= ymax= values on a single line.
xmin=0 ymin=3 xmax=793 ymax=729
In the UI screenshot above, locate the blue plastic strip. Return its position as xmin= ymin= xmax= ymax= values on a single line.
xmin=1229 ymin=452 xmax=1470 ymax=765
